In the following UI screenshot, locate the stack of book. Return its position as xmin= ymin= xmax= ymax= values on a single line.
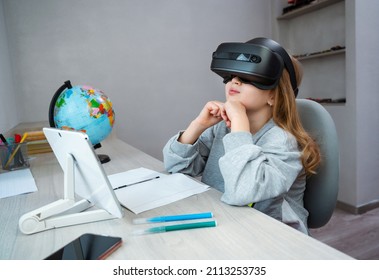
xmin=24 ymin=131 xmax=52 ymax=155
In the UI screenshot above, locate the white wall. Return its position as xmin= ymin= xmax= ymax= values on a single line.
xmin=1 ymin=0 xmax=271 ymax=159
xmin=0 ymin=1 xmax=19 ymax=132
xmin=354 ymin=0 xmax=379 ymax=207
xmin=329 ymin=0 xmax=379 ymax=210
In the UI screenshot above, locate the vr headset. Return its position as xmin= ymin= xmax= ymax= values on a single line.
xmin=210 ymin=37 xmax=298 ymax=97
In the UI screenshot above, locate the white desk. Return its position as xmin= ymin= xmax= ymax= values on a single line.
xmin=0 ymin=133 xmax=353 ymax=260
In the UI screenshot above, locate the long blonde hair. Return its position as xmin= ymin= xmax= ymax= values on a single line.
xmin=272 ymin=57 xmax=321 ymax=176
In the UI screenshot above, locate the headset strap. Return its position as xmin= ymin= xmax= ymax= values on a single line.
xmin=247 ymin=38 xmax=298 ymax=97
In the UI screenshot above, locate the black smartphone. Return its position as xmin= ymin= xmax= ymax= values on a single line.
xmin=44 ymin=233 xmax=122 ymax=260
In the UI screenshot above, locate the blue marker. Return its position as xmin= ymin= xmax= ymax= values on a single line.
xmin=133 ymin=212 xmax=213 ymax=224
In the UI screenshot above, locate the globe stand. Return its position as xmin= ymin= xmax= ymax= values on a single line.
xmin=93 ymin=143 xmax=111 ymax=164
xmin=98 ymin=154 xmax=111 ymax=164
xmin=48 ymin=80 xmax=111 ymax=165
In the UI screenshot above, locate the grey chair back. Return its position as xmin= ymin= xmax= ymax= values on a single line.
xmin=296 ymin=99 xmax=339 ymax=228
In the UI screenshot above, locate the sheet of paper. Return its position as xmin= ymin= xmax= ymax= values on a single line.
xmin=108 ymin=168 xmax=209 ymax=214
xmin=0 ymin=168 xmax=38 ymax=199
xmin=108 ymin=167 xmax=165 ymax=189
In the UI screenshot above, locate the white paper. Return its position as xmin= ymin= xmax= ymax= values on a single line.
xmin=108 ymin=168 xmax=209 ymax=214
xmin=0 ymin=168 xmax=38 ymax=199
xmin=108 ymin=167 xmax=165 ymax=189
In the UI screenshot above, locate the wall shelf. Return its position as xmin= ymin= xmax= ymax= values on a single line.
xmin=277 ymin=0 xmax=344 ymax=20
xmin=275 ymin=0 xmax=346 ymax=103
xmin=295 ymin=48 xmax=345 ymax=61
xmin=306 ymin=98 xmax=346 ymax=105
xmin=321 ymin=102 xmax=345 ymax=106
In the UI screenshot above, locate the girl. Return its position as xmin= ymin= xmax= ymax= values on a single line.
xmin=163 ymin=38 xmax=321 ymax=234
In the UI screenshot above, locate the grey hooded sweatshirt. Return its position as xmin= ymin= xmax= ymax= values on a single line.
xmin=163 ymin=119 xmax=309 ymax=234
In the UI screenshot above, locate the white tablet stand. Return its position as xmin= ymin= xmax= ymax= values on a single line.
xmin=19 ymin=128 xmax=124 ymax=235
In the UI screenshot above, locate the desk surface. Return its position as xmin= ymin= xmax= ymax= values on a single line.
xmin=0 ymin=131 xmax=353 ymax=260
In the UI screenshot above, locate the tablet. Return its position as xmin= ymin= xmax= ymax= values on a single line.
xmin=43 ymin=127 xmax=124 ymax=218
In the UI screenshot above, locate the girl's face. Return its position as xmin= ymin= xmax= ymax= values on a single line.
xmin=224 ymin=76 xmax=274 ymax=113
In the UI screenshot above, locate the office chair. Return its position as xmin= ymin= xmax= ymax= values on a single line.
xmin=296 ymin=99 xmax=339 ymax=228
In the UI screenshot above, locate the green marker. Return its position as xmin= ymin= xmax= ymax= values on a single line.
xmin=133 ymin=220 xmax=217 ymax=235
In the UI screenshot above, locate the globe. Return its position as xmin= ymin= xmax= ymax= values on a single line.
xmin=50 ymin=81 xmax=115 ymax=146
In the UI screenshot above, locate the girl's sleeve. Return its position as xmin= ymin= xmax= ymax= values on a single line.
xmin=162 ymin=128 xmax=214 ymax=177
xmin=219 ymin=130 xmax=303 ymax=206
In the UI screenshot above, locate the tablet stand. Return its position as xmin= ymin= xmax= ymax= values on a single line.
xmin=19 ymin=153 xmax=117 ymax=235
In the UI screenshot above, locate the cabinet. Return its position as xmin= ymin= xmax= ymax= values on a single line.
xmin=275 ymin=0 xmax=345 ymax=104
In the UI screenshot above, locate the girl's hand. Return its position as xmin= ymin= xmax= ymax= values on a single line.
xmin=178 ymin=101 xmax=225 ymax=145
xmin=223 ymin=101 xmax=249 ymax=132
xmin=194 ymin=101 xmax=225 ymax=129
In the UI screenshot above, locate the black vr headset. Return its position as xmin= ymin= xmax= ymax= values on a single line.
xmin=210 ymin=37 xmax=298 ymax=97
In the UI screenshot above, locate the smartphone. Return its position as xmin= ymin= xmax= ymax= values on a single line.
xmin=44 ymin=233 xmax=122 ymax=260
